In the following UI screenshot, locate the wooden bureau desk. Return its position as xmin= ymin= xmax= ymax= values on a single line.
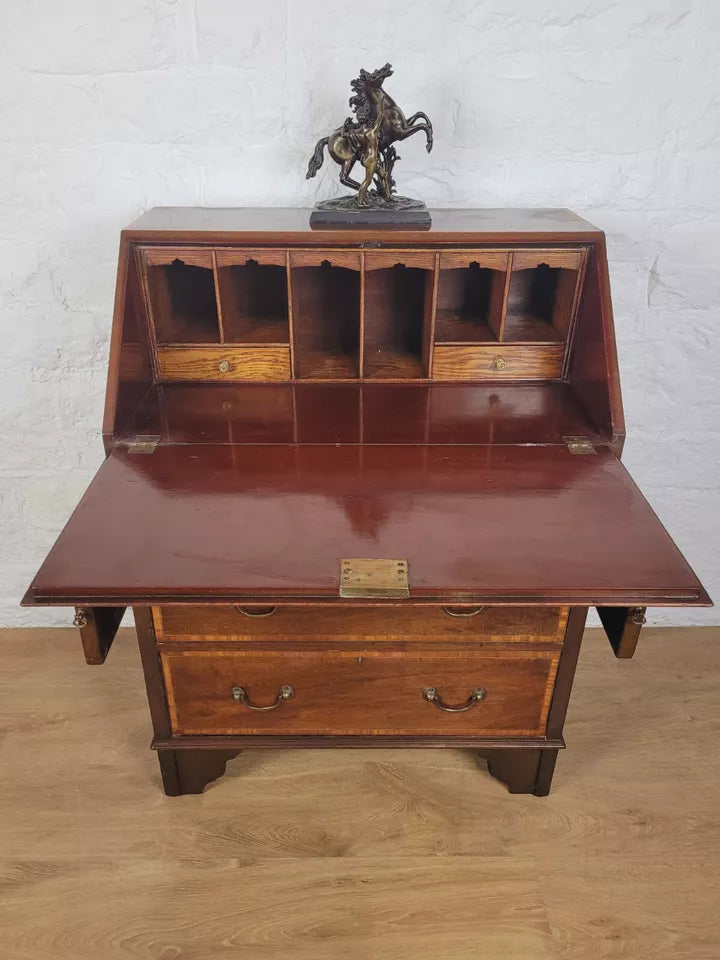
xmin=23 ymin=208 xmax=710 ymax=797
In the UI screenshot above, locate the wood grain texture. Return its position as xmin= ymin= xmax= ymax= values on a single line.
xmin=125 ymin=205 xmax=604 ymax=239
xmin=365 ymin=250 xmax=437 ymax=271
xmin=157 ymin=345 xmax=291 ymax=381
xmin=1 ymin=625 xmax=719 ymax=959
xmin=289 ymin=250 xmax=362 ymax=269
xmin=362 ymin=264 xmax=429 ymax=379
xmin=74 ymin=606 xmax=125 ymax=664
xmin=141 ymin=246 xmax=214 ymax=268
xmin=597 ymin=606 xmax=647 ymax=659
xmin=214 ymin=247 xmax=287 ymax=267
xmin=154 ymin=603 xmax=569 ymax=643
xmin=214 ymin=260 xmax=290 ymax=344
xmin=161 ymin=647 xmax=559 ymax=736
xmin=291 ymin=264 xmax=360 ymax=379
xmin=102 ymin=236 xmax=155 ymax=444
xmin=567 ymin=239 xmax=626 ymax=453
xmin=117 ymin=382 xmax=602 ymax=447
xmin=432 ymin=343 xmax=566 ymax=380
xmin=25 ymin=444 xmax=710 ymax=606
xmin=158 ymin=748 xmax=241 ymax=795
xmin=511 ymin=248 xmax=586 ymax=270
xmin=439 ymin=250 xmax=509 ymax=270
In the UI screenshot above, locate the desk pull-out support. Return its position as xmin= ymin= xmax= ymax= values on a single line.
xmin=597 ymin=606 xmax=647 ymax=659
xmin=73 ymin=606 xmax=126 ymax=664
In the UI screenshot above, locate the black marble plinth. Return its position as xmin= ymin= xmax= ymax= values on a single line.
xmin=310 ymin=195 xmax=431 ymax=228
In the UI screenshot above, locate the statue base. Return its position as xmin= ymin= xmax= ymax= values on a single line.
xmin=310 ymin=195 xmax=431 ymax=228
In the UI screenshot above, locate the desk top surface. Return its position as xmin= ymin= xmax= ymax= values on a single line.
xmin=27 ymin=442 xmax=708 ymax=607
xmin=123 ymin=207 xmax=603 ymax=243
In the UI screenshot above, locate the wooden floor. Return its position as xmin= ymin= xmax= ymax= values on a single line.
xmin=0 ymin=626 xmax=718 ymax=959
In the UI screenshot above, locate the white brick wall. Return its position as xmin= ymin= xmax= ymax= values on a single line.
xmin=2 ymin=0 xmax=718 ymax=626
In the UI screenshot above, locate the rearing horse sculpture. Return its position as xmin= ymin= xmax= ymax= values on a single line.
xmin=306 ymin=63 xmax=433 ymax=207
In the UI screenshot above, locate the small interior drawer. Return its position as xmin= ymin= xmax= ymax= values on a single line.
xmin=432 ymin=344 xmax=566 ymax=380
xmin=161 ymin=648 xmax=561 ymax=736
xmin=157 ymin=346 xmax=290 ymax=381
xmin=153 ymin=604 xmax=568 ymax=643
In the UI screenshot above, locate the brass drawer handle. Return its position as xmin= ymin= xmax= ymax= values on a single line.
xmin=442 ymin=605 xmax=485 ymax=618
xmin=231 ymin=684 xmax=295 ymax=711
xmin=423 ymin=686 xmax=487 ymax=713
xmin=234 ymin=605 xmax=278 ymax=618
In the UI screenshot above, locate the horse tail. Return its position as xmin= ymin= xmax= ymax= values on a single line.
xmin=306 ymin=136 xmax=329 ymax=179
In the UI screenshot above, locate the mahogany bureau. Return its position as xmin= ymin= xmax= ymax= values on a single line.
xmin=23 ymin=207 xmax=710 ymax=797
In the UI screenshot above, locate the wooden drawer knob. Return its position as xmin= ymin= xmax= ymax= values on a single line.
xmin=423 ymin=686 xmax=487 ymax=713
xmin=494 ymin=358 xmax=507 ymax=371
xmin=218 ymin=359 xmax=232 ymax=374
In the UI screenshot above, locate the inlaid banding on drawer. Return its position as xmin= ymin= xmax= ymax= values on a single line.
xmin=153 ymin=605 xmax=569 ymax=643
xmin=161 ymin=648 xmax=560 ymax=736
xmin=157 ymin=346 xmax=290 ymax=382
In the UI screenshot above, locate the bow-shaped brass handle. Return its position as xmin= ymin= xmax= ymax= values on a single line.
xmin=231 ymin=684 xmax=294 ymax=711
xmin=441 ymin=606 xmax=485 ymax=618
xmin=234 ymin=606 xmax=278 ymax=618
xmin=422 ymin=686 xmax=487 ymax=713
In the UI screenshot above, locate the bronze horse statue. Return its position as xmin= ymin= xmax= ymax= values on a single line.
xmin=306 ymin=64 xmax=433 ymax=206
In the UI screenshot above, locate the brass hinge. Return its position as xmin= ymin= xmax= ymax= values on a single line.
xmin=121 ymin=435 xmax=160 ymax=454
xmin=564 ymin=435 xmax=596 ymax=455
xmin=340 ymin=558 xmax=409 ymax=598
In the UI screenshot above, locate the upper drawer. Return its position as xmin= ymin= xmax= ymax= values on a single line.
xmin=153 ymin=604 xmax=568 ymax=643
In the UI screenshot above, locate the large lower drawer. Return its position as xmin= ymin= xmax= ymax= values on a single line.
xmin=161 ymin=648 xmax=560 ymax=736
xmin=154 ymin=604 xmax=568 ymax=643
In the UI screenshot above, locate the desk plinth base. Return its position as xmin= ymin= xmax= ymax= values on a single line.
xmin=152 ymin=740 xmax=563 ymax=797
xmin=157 ymin=749 xmax=242 ymax=796
xmin=477 ymin=747 xmax=559 ymax=796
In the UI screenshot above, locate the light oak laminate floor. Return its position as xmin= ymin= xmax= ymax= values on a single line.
xmin=0 ymin=626 xmax=718 ymax=960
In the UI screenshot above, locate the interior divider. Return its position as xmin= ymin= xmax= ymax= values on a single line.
xmin=423 ymin=253 xmax=440 ymax=376
xmin=211 ymin=250 xmax=226 ymax=343
xmin=359 ymin=251 xmax=366 ymax=378
xmin=497 ymin=252 xmax=513 ymax=342
xmin=286 ymin=251 xmax=295 ymax=378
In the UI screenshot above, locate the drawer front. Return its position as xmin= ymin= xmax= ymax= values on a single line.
xmin=154 ymin=605 xmax=568 ymax=643
xmin=162 ymin=649 xmax=560 ymax=736
xmin=157 ymin=346 xmax=290 ymax=382
xmin=432 ymin=344 xmax=565 ymax=380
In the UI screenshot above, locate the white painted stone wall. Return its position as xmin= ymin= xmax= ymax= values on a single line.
xmin=2 ymin=0 xmax=718 ymax=626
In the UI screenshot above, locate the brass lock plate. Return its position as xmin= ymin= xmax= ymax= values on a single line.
xmin=339 ymin=558 xmax=409 ymax=598
xmin=122 ymin=435 xmax=160 ymax=454
xmin=563 ymin=435 xmax=597 ymax=455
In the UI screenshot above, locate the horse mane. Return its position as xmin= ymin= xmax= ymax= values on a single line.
xmin=349 ymin=63 xmax=393 ymax=123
